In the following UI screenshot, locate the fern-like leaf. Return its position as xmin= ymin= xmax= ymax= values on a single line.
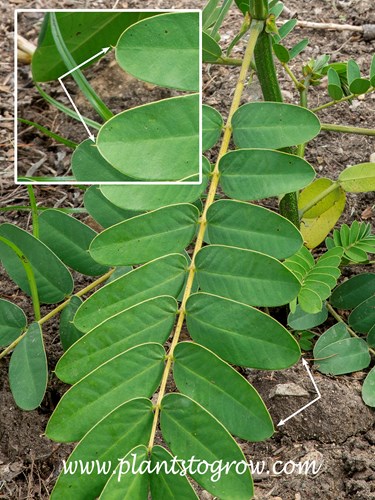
xmin=285 ymin=246 xmax=344 ymax=314
xmin=326 ymin=221 xmax=375 ymax=263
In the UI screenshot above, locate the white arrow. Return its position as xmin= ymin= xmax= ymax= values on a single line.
xmin=59 ymin=47 xmax=111 ymax=79
xmin=58 ymin=47 xmax=111 ymax=142
xmin=277 ymin=358 xmax=321 ymax=427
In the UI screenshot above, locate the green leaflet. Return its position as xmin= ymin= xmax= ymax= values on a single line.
xmin=116 ymin=12 xmax=199 ymax=92
xmin=313 ymin=323 xmax=371 ymax=375
xmin=206 ymin=199 xmax=303 ymax=259
xmin=186 ymin=292 xmax=300 ymax=369
xmin=47 ymin=343 xmax=165 ymax=442
xmin=231 ymin=102 xmax=320 ymax=149
xmin=49 ymin=398 xmax=153 ymax=499
xmin=338 ymin=163 xmax=375 ymax=193
xmin=9 ymin=323 xmax=47 ymax=410
xmin=74 ymin=253 xmax=187 ymax=333
xmin=32 ymin=12 xmax=155 ymax=81
xmin=72 ymin=140 xmax=133 ymax=182
xmin=299 ymin=178 xmax=346 ymax=249
xmin=100 ymin=157 xmax=210 ymax=211
xmin=56 ymin=296 xmax=177 ymax=384
xmin=326 ymin=221 xmax=375 ymax=263
xmin=39 ymin=209 xmax=109 ymax=276
xmin=96 ymin=94 xmax=199 ymax=181
xmin=160 ymin=393 xmax=254 ymax=499
xmin=219 ymin=149 xmax=315 ymax=200
xmin=173 ymin=342 xmax=274 ymax=441
xmin=288 ymin=304 xmax=328 ymax=330
xmin=100 ymin=445 xmax=149 ymax=499
xmin=83 ymin=186 xmax=142 ymax=229
xmin=202 ymin=105 xmax=223 ymax=151
xmin=346 ymin=59 xmax=371 ymax=94
xmin=0 ymin=223 xmax=73 ymax=304
xmin=59 ymin=296 xmax=83 ymax=351
xmin=349 ymin=295 xmax=375 ymax=334
xmin=202 ymin=31 xmax=222 ymax=62
xmin=327 ymin=68 xmax=344 ymax=100
xmin=0 ymin=299 xmax=27 ymax=348
xmin=195 ymin=245 xmax=300 ymax=307
xmin=150 ymin=446 xmax=199 ymax=499
xmin=89 ymin=204 xmax=199 ymax=266
xmin=362 ymin=367 xmax=375 ymax=407
xmin=285 ymin=247 xmax=343 ymax=314
xmin=330 ymin=273 xmax=375 ymax=310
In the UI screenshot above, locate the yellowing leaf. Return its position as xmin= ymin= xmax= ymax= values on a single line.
xmin=299 ymin=178 xmax=346 ymax=249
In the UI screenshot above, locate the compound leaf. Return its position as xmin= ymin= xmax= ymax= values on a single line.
xmin=202 ymin=104 xmax=223 ymax=151
xmin=59 ymin=295 xmax=83 ymax=351
xmin=349 ymin=295 xmax=375 ymax=334
xmin=362 ymin=367 xmax=375 ymax=407
xmin=330 ymin=273 xmax=375 ymax=309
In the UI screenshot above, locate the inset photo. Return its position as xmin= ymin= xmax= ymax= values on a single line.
xmin=15 ymin=9 xmax=201 ymax=184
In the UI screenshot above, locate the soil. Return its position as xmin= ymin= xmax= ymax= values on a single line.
xmin=1 ymin=0 xmax=375 ymax=499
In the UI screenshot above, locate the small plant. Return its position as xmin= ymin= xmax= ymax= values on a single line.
xmin=2 ymin=0 xmax=374 ymax=498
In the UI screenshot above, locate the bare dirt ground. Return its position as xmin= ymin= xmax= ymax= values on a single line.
xmin=1 ymin=0 xmax=375 ymax=499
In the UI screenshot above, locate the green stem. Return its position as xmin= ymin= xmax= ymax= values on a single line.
xmin=49 ymin=13 xmax=113 ymax=121
xmin=215 ymin=57 xmax=243 ymax=66
xmin=249 ymin=0 xmax=268 ymax=19
xmin=321 ymin=123 xmax=375 ymax=136
xmin=18 ymin=118 xmax=78 ymax=148
xmin=326 ymin=303 xmax=375 ymax=357
xmin=27 ymin=185 xmax=40 ymax=238
xmin=210 ymin=0 xmax=233 ymax=37
xmin=254 ymin=29 xmax=299 ymax=227
xmin=36 ymin=84 xmax=102 ymax=130
xmin=0 ymin=236 xmax=41 ymax=321
xmin=283 ymin=63 xmax=305 ymax=91
xmin=0 ymin=268 xmax=115 ymax=359
xmin=0 ymin=206 xmax=86 ymax=214
xmin=312 ymin=87 xmax=374 ymax=112
xmin=298 ymin=182 xmax=339 ymax=217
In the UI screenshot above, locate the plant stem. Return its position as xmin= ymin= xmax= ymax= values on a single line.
xmin=326 ymin=303 xmax=375 ymax=357
xmin=0 ymin=236 xmax=40 ymax=321
xmin=321 ymin=123 xmax=375 ymax=136
xmin=38 ymin=268 xmax=115 ymax=326
xmin=215 ymin=57 xmax=243 ymax=66
xmin=283 ymin=63 xmax=305 ymax=91
xmin=18 ymin=118 xmax=78 ymax=149
xmin=49 ymin=13 xmax=113 ymax=121
xmin=312 ymin=88 xmax=374 ymax=112
xmin=27 ymin=185 xmax=39 ymax=238
xmin=254 ymin=29 xmax=299 ymax=227
xmin=147 ymin=18 xmax=264 ymax=453
xmin=298 ymin=182 xmax=340 ymax=217
xmin=0 ymin=268 xmax=115 ymax=359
